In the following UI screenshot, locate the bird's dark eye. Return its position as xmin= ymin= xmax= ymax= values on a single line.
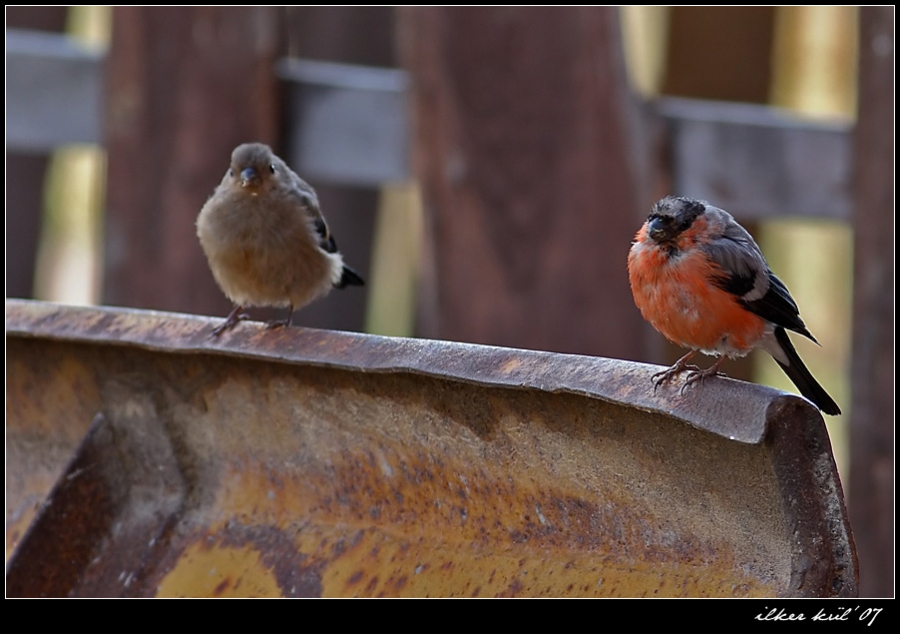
xmin=228 ymin=168 xmax=234 ymax=177
xmin=269 ymin=164 xmax=277 ymax=174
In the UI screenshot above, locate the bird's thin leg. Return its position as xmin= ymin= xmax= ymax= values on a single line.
xmin=212 ymin=305 xmax=249 ymax=337
xmin=265 ymin=304 xmax=294 ymax=330
xmin=680 ymin=356 xmax=728 ymax=394
xmin=652 ymin=350 xmax=700 ymax=391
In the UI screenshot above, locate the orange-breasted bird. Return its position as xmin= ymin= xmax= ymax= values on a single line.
xmin=627 ymin=196 xmax=840 ymax=415
xmin=197 ymin=143 xmax=364 ymax=336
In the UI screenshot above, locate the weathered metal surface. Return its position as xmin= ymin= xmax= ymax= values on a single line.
xmin=6 ymin=299 xmax=856 ymax=597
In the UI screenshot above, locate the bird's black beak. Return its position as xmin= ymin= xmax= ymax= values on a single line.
xmin=647 ymin=216 xmax=678 ymax=242
xmin=647 ymin=217 xmax=666 ymax=240
xmin=240 ymin=167 xmax=259 ymax=188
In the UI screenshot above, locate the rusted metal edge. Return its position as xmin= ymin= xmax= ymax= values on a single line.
xmin=764 ymin=400 xmax=859 ymax=597
xmin=5 ymin=299 xmax=818 ymax=444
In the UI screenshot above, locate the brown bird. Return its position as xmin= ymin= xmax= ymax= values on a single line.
xmin=197 ymin=142 xmax=364 ymax=336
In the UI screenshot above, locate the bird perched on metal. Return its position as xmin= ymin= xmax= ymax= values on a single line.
xmin=197 ymin=142 xmax=364 ymax=336
xmin=627 ymin=195 xmax=840 ymax=415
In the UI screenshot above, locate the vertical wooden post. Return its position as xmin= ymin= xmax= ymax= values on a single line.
xmin=103 ymin=7 xmax=280 ymax=315
xmin=400 ymin=7 xmax=651 ymax=358
xmin=660 ymin=6 xmax=777 ymax=379
xmin=663 ymin=6 xmax=776 ymax=102
xmin=849 ymin=6 xmax=894 ymax=598
xmin=278 ymin=7 xmax=395 ymax=332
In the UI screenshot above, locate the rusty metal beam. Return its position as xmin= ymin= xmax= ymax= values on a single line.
xmin=6 ymin=299 xmax=856 ymax=597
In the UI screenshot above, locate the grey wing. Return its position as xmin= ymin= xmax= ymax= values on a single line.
xmin=702 ymin=208 xmax=813 ymax=339
xmin=701 ymin=208 xmax=770 ymax=301
xmin=282 ymin=165 xmax=365 ymax=288
xmin=285 ymin=172 xmax=338 ymax=254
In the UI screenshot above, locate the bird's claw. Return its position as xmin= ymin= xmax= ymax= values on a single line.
xmin=650 ymin=353 xmax=700 ymax=392
xmin=650 ymin=351 xmax=726 ymax=395
xmin=264 ymin=318 xmax=289 ymax=330
xmin=651 ymin=361 xmax=700 ymax=392
xmin=679 ymin=367 xmax=724 ymax=394
xmin=265 ymin=306 xmax=295 ymax=331
xmin=211 ymin=309 xmax=250 ymax=337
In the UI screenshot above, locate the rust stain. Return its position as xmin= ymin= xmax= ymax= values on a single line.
xmin=158 ymin=540 xmax=284 ymax=598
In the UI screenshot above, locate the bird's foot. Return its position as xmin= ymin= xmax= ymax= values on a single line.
xmin=211 ymin=306 xmax=250 ymax=337
xmin=679 ymin=357 xmax=728 ymax=394
xmin=264 ymin=318 xmax=290 ymax=330
xmin=651 ymin=351 xmax=699 ymax=391
xmin=264 ymin=305 xmax=294 ymax=331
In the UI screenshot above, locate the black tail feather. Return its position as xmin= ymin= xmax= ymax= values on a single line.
xmin=336 ymin=265 xmax=365 ymax=288
xmin=773 ymin=327 xmax=841 ymax=415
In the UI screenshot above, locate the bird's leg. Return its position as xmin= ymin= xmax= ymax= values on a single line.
xmin=265 ymin=304 xmax=294 ymax=330
xmin=680 ymin=356 xmax=728 ymax=393
xmin=652 ymin=351 xmax=700 ymax=391
xmin=212 ymin=304 xmax=249 ymax=337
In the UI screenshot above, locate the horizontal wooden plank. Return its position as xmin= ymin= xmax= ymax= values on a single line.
xmin=277 ymin=58 xmax=410 ymax=185
xmin=658 ymin=97 xmax=853 ymax=221
xmin=6 ymin=29 xmax=105 ymax=150
xmin=5 ymin=30 xmax=852 ymax=220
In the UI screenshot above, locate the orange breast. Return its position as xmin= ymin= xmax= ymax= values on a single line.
xmin=627 ymin=230 xmax=766 ymax=356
